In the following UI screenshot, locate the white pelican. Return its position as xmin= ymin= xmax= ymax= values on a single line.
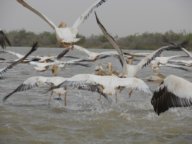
xmin=2 ymin=76 xmax=109 ymax=106
xmin=123 ymin=51 xmax=151 ymax=57
xmin=94 ymin=62 xmax=119 ymax=76
xmin=149 ymin=55 xmax=192 ymax=73
xmin=51 ymin=74 xmax=152 ymax=103
xmin=169 ymin=59 xmax=192 ymax=67
xmin=151 ymin=75 xmax=192 ymax=115
xmin=63 ymin=45 xmax=147 ymax=64
xmin=0 ymin=29 xmax=11 ymax=49
xmin=72 ymin=45 xmax=121 ymax=62
xmin=0 ymin=42 xmax=38 ymax=77
xmin=2 ymin=76 xmax=66 ymax=104
xmin=153 ymin=55 xmax=187 ymax=65
xmin=3 ymin=48 xmax=71 ymax=63
xmin=29 ymin=58 xmax=90 ymax=75
xmin=144 ymin=61 xmax=191 ymax=83
xmin=95 ymin=12 xmax=184 ymax=77
xmin=181 ymin=47 xmax=192 ymax=58
xmin=17 ymin=0 xmax=107 ymax=48
xmin=144 ymin=55 xmax=192 ymax=83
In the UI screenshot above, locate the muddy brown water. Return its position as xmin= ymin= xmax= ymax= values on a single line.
xmin=0 ymin=47 xmax=191 ymax=144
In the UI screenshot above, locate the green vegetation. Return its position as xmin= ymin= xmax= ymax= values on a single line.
xmin=6 ymin=29 xmax=192 ymax=50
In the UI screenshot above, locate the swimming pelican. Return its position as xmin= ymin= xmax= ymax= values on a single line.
xmin=151 ymin=75 xmax=192 ymax=115
xmin=95 ymin=12 xmax=184 ymax=77
xmin=0 ymin=29 xmax=11 ymax=49
xmin=94 ymin=62 xmax=119 ymax=76
xmin=0 ymin=42 xmax=38 ymax=78
xmin=17 ymin=0 xmax=107 ymax=48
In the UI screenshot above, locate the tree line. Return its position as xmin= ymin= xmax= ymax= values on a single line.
xmin=6 ymin=29 xmax=192 ymax=50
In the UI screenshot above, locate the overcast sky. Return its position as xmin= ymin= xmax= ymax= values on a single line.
xmin=0 ymin=0 xmax=191 ymax=37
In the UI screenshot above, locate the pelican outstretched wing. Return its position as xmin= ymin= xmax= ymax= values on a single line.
xmin=159 ymin=63 xmax=192 ymax=72
xmin=17 ymin=0 xmax=57 ymax=29
xmin=72 ymin=0 xmax=107 ymax=29
xmin=52 ymin=80 xmax=109 ymax=101
xmin=4 ymin=50 xmax=24 ymax=59
xmin=2 ymin=76 xmax=65 ymax=102
xmin=0 ymin=42 xmax=38 ymax=77
xmin=95 ymin=12 xmax=128 ymax=75
xmin=56 ymin=49 xmax=71 ymax=60
xmin=2 ymin=76 xmax=46 ymax=102
xmin=151 ymin=75 xmax=192 ymax=115
xmin=117 ymin=77 xmax=152 ymax=95
xmin=136 ymin=44 xmax=182 ymax=70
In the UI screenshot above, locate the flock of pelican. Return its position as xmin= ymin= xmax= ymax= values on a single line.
xmin=1 ymin=0 xmax=192 ymax=116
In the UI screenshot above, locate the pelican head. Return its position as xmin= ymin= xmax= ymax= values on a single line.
xmin=126 ymin=56 xmax=134 ymax=64
xmin=106 ymin=62 xmax=113 ymax=74
xmin=51 ymin=64 xmax=60 ymax=76
xmin=94 ymin=65 xmax=105 ymax=76
xmin=58 ymin=21 xmax=67 ymax=28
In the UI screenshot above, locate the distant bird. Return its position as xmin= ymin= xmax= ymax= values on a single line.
xmin=151 ymin=75 xmax=192 ymax=115
xmin=0 ymin=29 xmax=11 ymax=49
xmin=95 ymin=12 xmax=184 ymax=77
xmin=17 ymin=0 xmax=107 ymax=48
xmin=0 ymin=42 xmax=38 ymax=78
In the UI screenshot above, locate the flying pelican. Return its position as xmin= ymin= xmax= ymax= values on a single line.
xmin=29 ymin=58 xmax=91 ymax=75
xmin=0 ymin=42 xmax=38 ymax=78
xmin=62 ymin=44 xmax=146 ymax=64
xmin=169 ymin=59 xmax=192 ymax=67
xmin=51 ymin=74 xmax=152 ymax=103
xmin=151 ymin=75 xmax=192 ymax=115
xmin=72 ymin=45 xmax=121 ymax=62
xmin=2 ymin=47 xmax=73 ymax=63
xmin=0 ymin=29 xmax=11 ymax=49
xmin=2 ymin=76 xmax=109 ymax=106
xmin=152 ymin=55 xmax=187 ymax=65
xmin=143 ymin=54 xmax=192 ymax=82
xmin=95 ymin=12 xmax=184 ymax=77
xmin=144 ymin=59 xmax=191 ymax=83
xmin=2 ymin=76 xmax=66 ymax=104
xmin=17 ymin=0 xmax=107 ymax=48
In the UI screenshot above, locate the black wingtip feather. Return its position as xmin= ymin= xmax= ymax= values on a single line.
xmin=56 ymin=49 xmax=70 ymax=60
xmin=151 ymin=84 xmax=192 ymax=115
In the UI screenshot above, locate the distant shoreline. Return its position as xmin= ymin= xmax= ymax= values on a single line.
xmin=6 ymin=29 xmax=192 ymax=50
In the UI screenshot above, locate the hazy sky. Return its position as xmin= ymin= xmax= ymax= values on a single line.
xmin=0 ymin=0 xmax=191 ymax=37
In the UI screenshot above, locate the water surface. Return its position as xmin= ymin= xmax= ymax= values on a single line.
xmin=0 ymin=47 xmax=191 ymax=144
